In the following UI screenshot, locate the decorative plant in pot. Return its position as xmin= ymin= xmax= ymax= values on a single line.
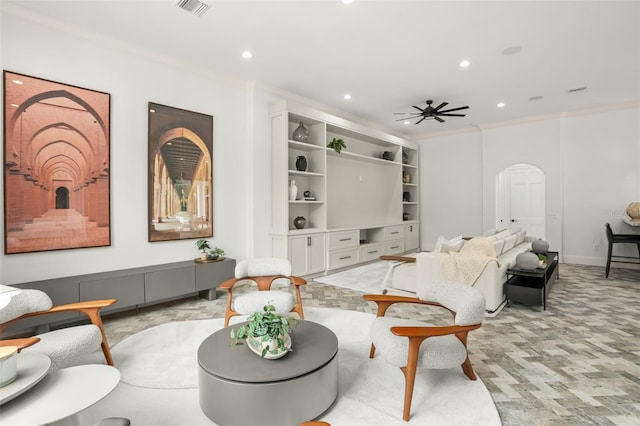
xmin=229 ymin=304 xmax=297 ymax=359
xmin=195 ymin=239 xmax=211 ymax=260
xmin=208 ymin=247 xmax=226 ymax=261
xmin=327 ymin=137 xmax=346 ymax=154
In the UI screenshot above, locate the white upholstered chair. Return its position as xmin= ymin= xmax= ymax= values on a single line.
xmin=0 ymin=284 xmax=115 ymax=372
xmin=363 ymin=252 xmax=486 ymax=421
xmin=220 ymin=258 xmax=306 ymax=327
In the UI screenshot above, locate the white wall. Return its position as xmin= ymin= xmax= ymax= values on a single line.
xmin=419 ymin=130 xmax=483 ymax=249
xmin=0 ymin=10 xmax=274 ymax=284
xmin=419 ymin=107 xmax=640 ymax=265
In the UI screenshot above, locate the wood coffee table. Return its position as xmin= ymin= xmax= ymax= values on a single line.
xmin=198 ymin=320 xmax=338 ymax=426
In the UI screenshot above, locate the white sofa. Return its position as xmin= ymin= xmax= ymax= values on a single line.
xmin=382 ymin=229 xmax=535 ymax=313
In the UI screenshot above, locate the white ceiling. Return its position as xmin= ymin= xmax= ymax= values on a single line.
xmin=5 ymin=0 xmax=640 ymax=139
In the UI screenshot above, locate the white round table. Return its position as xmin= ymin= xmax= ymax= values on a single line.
xmin=0 ymin=364 xmax=120 ymax=426
xmin=0 ymin=353 xmax=51 ymax=405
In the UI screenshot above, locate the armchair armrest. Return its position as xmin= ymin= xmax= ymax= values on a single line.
xmin=391 ymin=323 xmax=481 ymax=338
xmin=363 ymin=294 xmax=445 ymax=317
xmin=380 ymin=255 xmax=416 ymax=263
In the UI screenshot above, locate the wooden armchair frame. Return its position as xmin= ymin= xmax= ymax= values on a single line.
xmin=220 ymin=275 xmax=306 ymax=327
xmin=0 ymin=299 xmax=116 ymax=366
xmin=363 ymin=294 xmax=481 ymax=421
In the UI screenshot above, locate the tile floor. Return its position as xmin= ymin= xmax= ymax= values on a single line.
xmin=102 ymin=264 xmax=640 ymax=425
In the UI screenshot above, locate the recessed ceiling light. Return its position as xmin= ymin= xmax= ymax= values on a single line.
xmin=403 ymin=120 xmax=410 ymax=125
xmin=12 ymin=79 xmax=23 ymax=85
xmin=497 ymin=102 xmax=506 ymax=108
xmin=459 ymin=59 xmax=470 ymax=68
xmin=242 ymin=50 xmax=253 ymax=59
xmin=343 ymin=94 xmax=352 ymax=100
xmin=529 ymin=96 xmax=543 ymax=101
xmin=501 ymin=46 xmax=522 ymax=55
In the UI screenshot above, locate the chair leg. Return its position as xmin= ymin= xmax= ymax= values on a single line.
xmin=605 ymin=242 xmax=613 ymax=278
xmin=400 ymin=338 xmax=422 ymax=421
xmin=461 ymin=356 xmax=477 ymax=381
xmin=84 ymin=307 xmax=114 ymax=366
xmin=369 ymin=343 xmax=376 ymax=358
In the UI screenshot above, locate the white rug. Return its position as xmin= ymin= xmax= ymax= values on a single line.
xmin=78 ymin=308 xmax=501 ymax=426
xmin=313 ymin=261 xmax=390 ymax=293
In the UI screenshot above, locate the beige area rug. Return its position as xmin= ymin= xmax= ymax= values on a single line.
xmin=78 ymin=308 xmax=501 ymax=425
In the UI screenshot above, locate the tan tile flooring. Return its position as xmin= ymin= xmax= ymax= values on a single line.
xmin=102 ymin=264 xmax=640 ymax=425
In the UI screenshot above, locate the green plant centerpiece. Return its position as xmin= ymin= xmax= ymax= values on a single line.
xmin=327 ymin=137 xmax=346 ymax=154
xmin=230 ymin=304 xmax=297 ymax=359
xmin=195 ymin=239 xmax=211 ymax=260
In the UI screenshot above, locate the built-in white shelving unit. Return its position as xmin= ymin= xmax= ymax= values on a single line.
xmin=270 ymin=100 xmax=420 ymax=276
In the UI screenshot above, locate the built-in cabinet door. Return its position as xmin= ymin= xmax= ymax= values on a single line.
xmin=289 ymin=235 xmax=309 ymax=276
xmin=404 ymin=223 xmax=420 ymax=252
xmin=308 ymin=234 xmax=326 ymax=274
xmin=289 ymin=233 xmax=326 ymax=276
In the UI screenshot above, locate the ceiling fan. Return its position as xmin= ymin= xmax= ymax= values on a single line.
xmin=394 ymin=100 xmax=469 ymax=124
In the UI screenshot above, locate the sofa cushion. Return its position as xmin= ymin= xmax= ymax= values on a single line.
xmin=494 ymin=229 xmax=512 ymax=239
xmin=492 ymin=239 xmax=505 ymax=255
xmin=502 ymin=234 xmax=517 ymax=252
xmin=434 ymin=235 xmax=463 ymax=253
xmin=515 ymin=230 xmax=526 ymax=246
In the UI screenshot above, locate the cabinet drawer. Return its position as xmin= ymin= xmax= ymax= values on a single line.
xmin=328 ymin=248 xmax=359 ymax=270
xmin=359 ymin=243 xmax=384 ymax=262
xmin=328 ymin=230 xmax=359 ymax=250
xmin=384 ymin=226 xmax=404 ymax=241
xmin=384 ymin=240 xmax=405 ymax=255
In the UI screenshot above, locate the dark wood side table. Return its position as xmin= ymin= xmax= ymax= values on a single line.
xmin=505 ymin=251 xmax=559 ymax=310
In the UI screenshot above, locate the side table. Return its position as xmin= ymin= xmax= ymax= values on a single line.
xmin=505 ymin=251 xmax=559 ymax=310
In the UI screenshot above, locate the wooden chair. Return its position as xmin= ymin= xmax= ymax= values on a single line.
xmin=220 ymin=258 xmax=306 ymax=327
xmin=605 ymin=223 xmax=640 ymax=278
xmin=0 ymin=284 xmax=115 ymax=371
xmin=364 ymin=253 xmax=485 ymax=421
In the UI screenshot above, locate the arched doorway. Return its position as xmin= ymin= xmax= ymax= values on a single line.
xmin=56 ymin=187 xmax=70 ymax=209
xmin=496 ymin=163 xmax=545 ymax=238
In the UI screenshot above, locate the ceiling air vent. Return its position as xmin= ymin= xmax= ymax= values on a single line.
xmin=176 ymin=0 xmax=209 ymax=16
xmin=567 ymin=86 xmax=588 ymax=93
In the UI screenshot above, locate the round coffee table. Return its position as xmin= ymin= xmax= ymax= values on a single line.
xmin=198 ymin=320 xmax=338 ymax=426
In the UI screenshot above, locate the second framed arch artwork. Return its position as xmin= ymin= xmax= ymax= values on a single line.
xmin=147 ymin=102 xmax=214 ymax=242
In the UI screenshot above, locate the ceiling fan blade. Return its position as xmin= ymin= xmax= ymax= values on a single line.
xmin=438 ymin=106 xmax=469 ymax=113
xmin=412 ymin=105 xmax=425 ymax=112
xmin=395 ymin=115 xmax=422 ymax=122
xmin=433 ymin=102 xmax=448 ymax=112
xmin=434 ymin=116 xmax=445 ymax=123
xmin=393 ymin=112 xmax=418 ymax=115
xmin=415 ymin=117 xmax=427 ymax=125
xmin=437 ymin=113 xmax=466 ymax=117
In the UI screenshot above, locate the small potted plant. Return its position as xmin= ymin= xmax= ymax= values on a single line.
xmin=208 ymin=247 xmax=226 ymax=261
xmin=195 ymin=239 xmax=211 ymax=260
xmin=229 ymin=304 xmax=297 ymax=358
xmin=327 ymin=137 xmax=346 ymax=154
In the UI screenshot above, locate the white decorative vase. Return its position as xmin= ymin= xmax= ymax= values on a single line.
xmin=516 ymin=251 xmax=539 ymax=271
xmin=289 ymin=180 xmax=298 ymax=201
xmin=247 ymin=334 xmax=291 ymax=360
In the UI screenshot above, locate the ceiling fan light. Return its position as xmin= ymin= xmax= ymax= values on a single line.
xmin=497 ymin=102 xmax=506 ymax=108
xmin=459 ymin=59 xmax=470 ymax=68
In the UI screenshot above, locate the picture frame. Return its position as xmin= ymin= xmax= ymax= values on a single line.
xmin=3 ymin=71 xmax=111 ymax=254
xmin=147 ymin=102 xmax=214 ymax=242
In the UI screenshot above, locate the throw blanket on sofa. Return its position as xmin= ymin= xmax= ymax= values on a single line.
xmin=437 ymin=237 xmax=498 ymax=285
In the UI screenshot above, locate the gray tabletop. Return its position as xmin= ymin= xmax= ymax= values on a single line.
xmin=198 ymin=320 xmax=338 ymax=383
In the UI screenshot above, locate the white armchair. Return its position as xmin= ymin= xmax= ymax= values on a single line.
xmin=364 ymin=252 xmax=486 ymax=421
xmin=0 ymin=284 xmax=115 ymax=372
xmin=219 ymin=258 xmax=306 ymax=327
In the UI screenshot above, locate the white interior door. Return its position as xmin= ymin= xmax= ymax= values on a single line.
xmin=496 ymin=164 xmax=546 ymax=238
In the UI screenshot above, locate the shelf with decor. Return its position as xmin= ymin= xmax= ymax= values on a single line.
xmin=270 ymin=100 xmax=419 ymax=275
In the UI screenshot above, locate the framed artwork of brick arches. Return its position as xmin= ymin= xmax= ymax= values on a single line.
xmin=3 ymin=71 xmax=111 ymax=254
